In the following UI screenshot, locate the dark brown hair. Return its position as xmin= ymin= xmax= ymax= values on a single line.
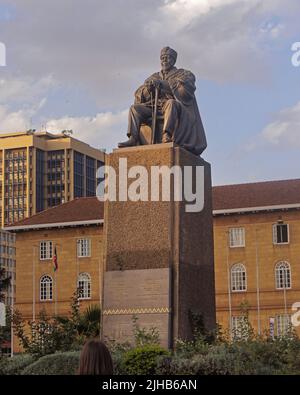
xmin=78 ymin=339 xmax=114 ymax=375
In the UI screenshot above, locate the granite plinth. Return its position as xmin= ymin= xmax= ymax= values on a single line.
xmin=102 ymin=143 xmax=216 ymax=346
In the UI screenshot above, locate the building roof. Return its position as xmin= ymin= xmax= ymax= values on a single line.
xmin=5 ymin=178 xmax=300 ymax=231
xmin=5 ymin=197 xmax=104 ymax=231
xmin=213 ymin=178 xmax=300 ymax=214
xmin=0 ymin=131 xmax=63 ymax=139
xmin=0 ymin=131 xmax=106 ymax=160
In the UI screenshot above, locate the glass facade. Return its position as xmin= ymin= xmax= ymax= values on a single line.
xmin=47 ymin=150 xmax=65 ymax=207
xmin=74 ymin=151 xmax=84 ymax=198
xmin=36 ymin=149 xmax=45 ymax=212
xmin=0 ymin=133 xmax=105 ymax=227
xmin=4 ymin=149 xmax=27 ymax=225
xmin=86 ymin=156 xmax=96 ymax=196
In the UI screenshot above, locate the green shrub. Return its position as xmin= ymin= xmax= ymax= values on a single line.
xmin=122 ymin=345 xmax=170 ymax=375
xmin=132 ymin=315 xmax=160 ymax=347
xmin=157 ymin=345 xmax=238 ymax=375
xmin=21 ymin=351 xmax=80 ymax=375
xmin=174 ymin=338 xmax=211 ymax=358
xmin=0 ymin=354 xmax=36 ymax=375
xmin=157 ymin=342 xmax=291 ymax=375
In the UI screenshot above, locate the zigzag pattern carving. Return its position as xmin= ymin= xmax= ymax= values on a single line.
xmin=103 ymin=307 xmax=171 ymax=315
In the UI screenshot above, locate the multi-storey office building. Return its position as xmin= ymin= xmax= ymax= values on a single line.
xmin=213 ymin=179 xmax=300 ymax=338
xmin=0 ymin=131 xmax=105 ymax=227
xmin=0 ymin=228 xmax=16 ymax=306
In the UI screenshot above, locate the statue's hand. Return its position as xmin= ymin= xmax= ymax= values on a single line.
xmin=146 ymin=79 xmax=162 ymax=90
xmin=160 ymin=80 xmax=172 ymax=94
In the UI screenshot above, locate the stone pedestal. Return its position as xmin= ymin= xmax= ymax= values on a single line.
xmin=102 ymin=143 xmax=216 ymax=348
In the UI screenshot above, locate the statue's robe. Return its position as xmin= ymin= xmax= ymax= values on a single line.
xmin=134 ymin=67 xmax=207 ymax=156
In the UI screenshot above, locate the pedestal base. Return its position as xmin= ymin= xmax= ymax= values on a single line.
xmin=102 ymin=143 xmax=216 ymax=347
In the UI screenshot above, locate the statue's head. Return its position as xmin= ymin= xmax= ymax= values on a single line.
xmin=160 ymin=47 xmax=177 ymax=72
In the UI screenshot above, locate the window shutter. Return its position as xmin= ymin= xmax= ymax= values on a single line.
xmin=272 ymin=225 xmax=278 ymax=244
xmin=283 ymin=224 xmax=289 ymax=243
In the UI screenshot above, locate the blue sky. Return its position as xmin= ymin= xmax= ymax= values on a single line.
xmin=0 ymin=0 xmax=300 ymax=185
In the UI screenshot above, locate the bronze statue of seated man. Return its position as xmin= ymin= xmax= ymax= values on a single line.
xmin=118 ymin=46 xmax=207 ymax=157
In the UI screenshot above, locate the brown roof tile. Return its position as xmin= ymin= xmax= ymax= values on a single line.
xmin=7 ymin=179 xmax=300 ymax=229
xmin=7 ymin=197 xmax=104 ymax=228
xmin=213 ymin=178 xmax=300 ymax=211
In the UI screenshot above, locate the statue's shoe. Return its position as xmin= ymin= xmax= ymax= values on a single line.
xmin=118 ymin=136 xmax=137 ymax=148
xmin=162 ymin=133 xmax=172 ymax=143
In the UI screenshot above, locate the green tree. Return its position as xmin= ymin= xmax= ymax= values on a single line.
xmin=12 ymin=290 xmax=101 ymax=357
xmin=232 ymin=301 xmax=254 ymax=342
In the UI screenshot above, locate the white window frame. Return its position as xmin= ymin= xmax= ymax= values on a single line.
xmin=275 ymin=314 xmax=291 ymax=337
xmin=273 ymin=223 xmax=290 ymax=245
xmin=231 ymin=263 xmax=247 ymax=292
xmin=40 ymin=275 xmax=53 ymax=301
xmin=77 ymin=239 xmax=91 ymax=258
xmin=229 ymin=227 xmax=245 ymax=248
xmin=275 ymin=261 xmax=292 ymax=290
xmin=77 ymin=273 xmax=91 ymax=300
xmin=40 ymin=241 xmax=53 ymax=260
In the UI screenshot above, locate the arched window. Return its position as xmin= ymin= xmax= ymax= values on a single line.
xmin=275 ymin=261 xmax=291 ymax=289
xmin=78 ymin=273 xmax=91 ymax=299
xmin=40 ymin=275 xmax=53 ymax=301
xmin=231 ymin=263 xmax=247 ymax=292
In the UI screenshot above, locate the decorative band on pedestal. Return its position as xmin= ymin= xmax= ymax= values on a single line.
xmin=103 ymin=307 xmax=171 ymax=316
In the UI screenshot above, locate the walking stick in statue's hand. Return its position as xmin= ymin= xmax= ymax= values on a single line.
xmin=151 ymin=84 xmax=159 ymax=145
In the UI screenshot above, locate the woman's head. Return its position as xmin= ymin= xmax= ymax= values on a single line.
xmin=79 ymin=339 xmax=113 ymax=375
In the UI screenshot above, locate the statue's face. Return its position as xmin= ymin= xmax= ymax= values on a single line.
xmin=160 ymin=53 xmax=175 ymax=72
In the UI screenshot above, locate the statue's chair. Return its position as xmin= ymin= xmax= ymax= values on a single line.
xmin=139 ymin=116 xmax=164 ymax=145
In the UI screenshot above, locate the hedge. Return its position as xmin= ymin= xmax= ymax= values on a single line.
xmin=0 ymin=354 xmax=36 ymax=375
xmin=157 ymin=339 xmax=300 ymax=375
xmin=21 ymin=351 xmax=80 ymax=375
xmin=1 ymin=336 xmax=300 ymax=375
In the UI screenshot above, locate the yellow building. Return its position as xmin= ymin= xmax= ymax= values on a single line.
xmin=6 ymin=178 xmax=300 ymax=353
xmin=0 ymin=228 xmax=16 ymax=306
xmin=0 ymin=131 xmax=105 ymax=227
xmin=6 ymin=197 xmax=104 ymax=352
xmin=213 ymin=179 xmax=300 ymax=338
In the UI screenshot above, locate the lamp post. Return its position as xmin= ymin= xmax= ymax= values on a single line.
xmin=32 ymin=245 xmax=38 ymax=322
xmin=10 ymin=252 xmax=14 ymax=358
xmin=97 ymin=239 xmax=104 ymax=339
xmin=54 ymin=243 xmax=61 ymax=317
xmin=226 ymin=231 xmax=232 ymax=340
xmin=76 ymin=239 xmax=80 ymax=291
xmin=255 ymin=228 xmax=261 ymax=336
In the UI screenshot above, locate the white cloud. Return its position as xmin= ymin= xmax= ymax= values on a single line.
xmin=1 ymin=0 xmax=298 ymax=108
xmin=144 ymin=0 xmax=275 ymax=84
xmin=0 ymin=105 xmax=32 ymax=132
xmin=0 ymin=100 xmax=126 ymax=150
xmin=260 ymin=102 xmax=300 ymax=148
xmin=45 ymin=110 xmax=128 ymax=151
xmin=161 ymin=0 xmax=251 ymax=30
xmin=0 ymin=72 xmax=127 ymax=149
xmin=0 ymin=75 xmax=54 ymax=105
xmin=259 ymin=20 xmax=284 ymax=39
xmin=0 ymin=75 xmax=52 ymax=133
